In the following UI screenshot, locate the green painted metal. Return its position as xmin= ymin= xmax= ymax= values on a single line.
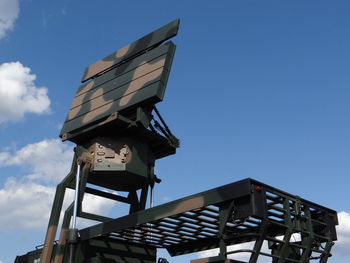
xmin=81 ymin=19 xmax=179 ymax=83
xmin=37 ymin=142 xmax=160 ymax=263
xmin=76 ymin=178 xmax=337 ymax=263
xmin=52 ymin=203 xmax=73 ymax=263
xmin=39 ymin=153 xmax=78 ymax=263
xmin=60 ymin=29 xmax=177 ymax=143
xmin=16 ymin=165 xmax=339 ymax=263
xmin=248 ymin=221 xmax=268 ymax=262
xmin=15 ymin=19 xmax=339 ymax=263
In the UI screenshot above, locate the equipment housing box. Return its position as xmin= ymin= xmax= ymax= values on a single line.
xmin=85 ymin=136 xmax=153 ymax=191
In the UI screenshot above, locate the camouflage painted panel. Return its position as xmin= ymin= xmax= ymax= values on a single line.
xmin=81 ymin=19 xmax=179 ymax=83
xmin=78 ymin=179 xmax=253 ymax=241
xmin=59 ymin=42 xmax=176 ymax=137
xmin=74 ymin=42 xmax=175 ymax=106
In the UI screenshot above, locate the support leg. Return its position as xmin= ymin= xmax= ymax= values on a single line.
xmin=53 ymin=203 xmax=74 ymax=263
xmin=40 ymin=154 xmax=77 ymax=263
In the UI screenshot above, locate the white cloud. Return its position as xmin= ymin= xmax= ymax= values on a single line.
xmin=197 ymin=242 xmax=266 ymax=262
xmin=0 ymin=0 xmax=19 ymax=39
xmin=334 ymin=211 xmax=350 ymax=258
xmin=0 ymin=139 xmax=73 ymax=184
xmin=0 ymin=178 xmax=55 ymax=230
xmin=0 ymin=61 xmax=51 ymax=123
xmin=76 ymin=191 xmax=117 ymax=228
xmin=0 ymin=178 xmax=116 ymax=231
xmin=82 ymin=192 xmax=116 ymax=215
xmin=0 ymin=139 xmax=117 ymax=231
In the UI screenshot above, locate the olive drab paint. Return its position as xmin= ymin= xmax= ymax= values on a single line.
xmin=37 ymin=19 xmax=181 ymax=263
xmin=14 ymin=19 xmax=339 ymax=263
xmin=81 ymin=19 xmax=179 ymax=83
xmin=59 ymin=20 xmax=178 ymax=143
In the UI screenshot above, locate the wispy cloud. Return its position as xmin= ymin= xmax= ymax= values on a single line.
xmin=0 ymin=177 xmax=115 ymax=230
xmin=0 ymin=139 xmax=72 ymax=184
xmin=0 ymin=0 xmax=19 ymax=39
xmin=0 ymin=139 xmax=116 ymax=231
xmin=0 ymin=178 xmax=56 ymax=230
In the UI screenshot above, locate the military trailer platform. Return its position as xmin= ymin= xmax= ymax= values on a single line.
xmin=16 ymin=178 xmax=337 ymax=263
xmin=78 ymin=178 xmax=338 ymax=263
xmin=14 ymin=19 xmax=338 ymax=263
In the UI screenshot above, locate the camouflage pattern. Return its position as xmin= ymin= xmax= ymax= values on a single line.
xmin=81 ymin=19 xmax=179 ymax=83
xmin=83 ymin=136 xmax=154 ymax=191
xmin=60 ymin=41 xmax=176 ymax=141
xmin=29 ymin=176 xmax=338 ymax=263
xmin=16 ymin=19 xmax=339 ymax=263
xmin=36 ymin=20 xmax=182 ymax=263
xmin=72 ymin=237 xmax=157 ymax=263
xmin=39 ymin=155 xmax=79 ymax=263
xmin=77 ymin=178 xmax=338 ymax=262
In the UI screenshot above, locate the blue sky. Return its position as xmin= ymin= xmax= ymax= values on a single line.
xmin=0 ymin=1 xmax=349 ymax=262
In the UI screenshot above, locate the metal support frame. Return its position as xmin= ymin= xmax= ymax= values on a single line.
xmin=26 ymin=17 xmax=338 ymax=263
xmin=53 ymin=203 xmax=74 ymax=263
xmin=34 ymin=141 xmax=337 ymax=263
xmin=77 ymin=178 xmax=337 ymax=263
xmin=39 ymin=145 xmax=155 ymax=263
xmin=40 ymin=154 xmax=78 ymax=263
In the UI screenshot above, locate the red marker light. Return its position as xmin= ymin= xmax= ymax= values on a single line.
xmin=255 ymin=186 xmax=262 ymax=192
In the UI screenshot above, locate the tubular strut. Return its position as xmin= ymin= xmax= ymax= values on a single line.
xmin=152 ymin=106 xmax=180 ymax=148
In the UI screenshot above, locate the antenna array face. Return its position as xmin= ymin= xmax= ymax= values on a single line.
xmin=60 ymin=19 xmax=179 ymax=144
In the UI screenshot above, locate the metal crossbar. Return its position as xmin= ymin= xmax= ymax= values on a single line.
xmin=78 ymin=178 xmax=338 ymax=262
